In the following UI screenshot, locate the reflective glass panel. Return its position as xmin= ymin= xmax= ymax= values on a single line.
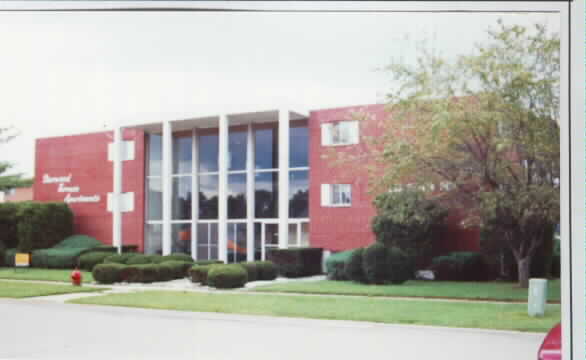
xmin=172 ymin=223 xmax=192 ymax=255
xmin=254 ymin=126 xmax=278 ymax=169
xmin=227 ymin=223 xmax=247 ymax=263
xmin=289 ymin=170 xmax=309 ymax=218
xmin=144 ymin=223 xmax=163 ymax=255
xmin=147 ymin=134 xmax=162 ymax=176
xmin=290 ymin=121 xmax=309 ymax=168
xmin=255 ymin=172 xmax=278 ymax=218
xmin=288 ymin=223 xmax=298 ymax=247
xmin=229 ymin=128 xmax=247 ymax=171
xmin=198 ymin=132 xmax=219 ymax=173
xmin=172 ymin=176 xmax=192 ymax=220
xmin=147 ymin=178 xmax=162 ymax=221
xmin=173 ymin=136 xmax=192 ymax=174
xmin=199 ymin=175 xmax=218 ymax=219
xmin=301 ymin=222 xmax=310 ymax=247
xmin=228 ymin=174 xmax=246 ymax=219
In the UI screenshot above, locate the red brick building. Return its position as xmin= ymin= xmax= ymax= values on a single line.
xmin=33 ymin=104 xmax=479 ymax=262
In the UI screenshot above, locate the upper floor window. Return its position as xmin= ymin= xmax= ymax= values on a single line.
xmin=321 ymin=184 xmax=351 ymax=207
xmin=321 ymin=121 xmax=359 ymax=146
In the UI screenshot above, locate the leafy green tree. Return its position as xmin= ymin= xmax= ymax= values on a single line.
xmin=366 ymin=21 xmax=559 ymax=288
xmin=0 ymin=126 xmax=33 ymax=191
xmin=371 ymin=190 xmax=447 ymax=265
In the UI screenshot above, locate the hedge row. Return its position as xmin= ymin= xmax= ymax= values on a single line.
xmin=325 ymin=244 xmax=414 ymax=285
xmin=267 ymin=248 xmax=323 ymax=278
xmin=189 ymin=261 xmax=277 ymax=288
xmin=92 ymin=260 xmax=194 ymax=284
xmin=429 ymin=252 xmax=490 ymax=281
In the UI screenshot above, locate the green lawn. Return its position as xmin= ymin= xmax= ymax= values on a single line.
xmin=69 ymin=290 xmax=560 ymax=333
xmin=0 ymin=280 xmax=104 ymax=298
xmin=0 ymin=268 xmax=94 ymax=283
xmin=251 ymin=279 xmax=561 ymax=303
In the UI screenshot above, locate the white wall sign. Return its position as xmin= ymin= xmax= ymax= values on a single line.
xmin=43 ymin=173 xmax=101 ymax=204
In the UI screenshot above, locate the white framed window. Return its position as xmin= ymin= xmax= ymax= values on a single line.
xmin=321 ymin=121 xmax=359 ymax=146
xmin=321 ymin=184 xmax=351 ymax=207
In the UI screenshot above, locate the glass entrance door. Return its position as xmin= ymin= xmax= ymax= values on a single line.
xmin=227 ymin=222 xmax=247 ymax=263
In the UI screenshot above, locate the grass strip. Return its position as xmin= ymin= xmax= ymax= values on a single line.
xmin=252 ymin=280 xmax=561 ymax=303
xmin=69 ymin=290 xmax=560 ymax=333
xmin=0 ymin=280 xmax=104 ymax=298
xmin=0 ymin=268 xmax=94 ymax=283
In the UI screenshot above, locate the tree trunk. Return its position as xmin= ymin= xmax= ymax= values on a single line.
xmin=517 ymin=256 xmax=531 ymax=288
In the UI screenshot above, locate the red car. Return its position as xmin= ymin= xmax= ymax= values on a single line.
xmin=537 ymin=323 xmax=561 ymax=360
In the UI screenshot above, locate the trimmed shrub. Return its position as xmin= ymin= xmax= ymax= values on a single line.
xmin=0 ymin=203 xmax=20 ymax=249
xmin=238 ymin=262 xmax=259 ymax=282
xmin=17 ymin=202 xmax=74 ymax=252
xmin=193 ymin=260 xmax=223 ymax=266
xmin=0 ymin=241 xmax=5 ymax=267
xmin=159 ymin=260 xmax=192 ymax=279
xmin=189 ymin=264 xmax=217 ymax=285
xmin=103 ymin=253 xmax=139 ymax=264
xmin=267 ymin=247 xmax=323 ymax=278
xmin=79 ymin=252 xmax=113 ymax=271
xmin=362 ymin=243 xmax=392 ymax=284
xmin=325 ymin=250 xmax=353 ymax=280
xmin=207 ymin=264 xmax=248 ymax=289
xmin=249 ymin=261 xmax=278 ymax=281
xmin=93 ymin=263 xmax=126 ymax=284
xmin=430 ymin=252 xmax=489 ymax=281
xmin=126 ymin=255 xmax=152 ymax=265
xmin=119 ymin=264 xmax=160 ymax=283
xmin=163 ymin=253 xmax=194 ymax=263
xmin=344 ymin=248 xmax=366 ymax=283
xmin=145 ymin=255 xmax=166 ymax=264
xmin=4 ymin=248 xmax=17 ymax=267
xmin=386 ymin=247 xmax=414 ymax=284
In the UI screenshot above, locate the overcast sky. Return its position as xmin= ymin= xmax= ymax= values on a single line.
xmin=0 ymin=9 xmax=559 ymax=177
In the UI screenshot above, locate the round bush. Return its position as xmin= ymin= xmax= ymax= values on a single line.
xmin=164 ymin=253 xmax=194 ymax=263
xmin=160 ymin=260 xmax=192 ymax=279
xmin=239 ymin=262 xmax=258 ymax=282
xmin=344 ymin=248 xmax=366 ymax=283
xmin=386 ymin=247 xmax=414 ymax=284
xmin=362 ymin=243 xmax=392 ymax=284
xmin=79 ymin=251 xmax=113 ymax=271
xmin=207 ymin=264 xmax=248 ymax=289
xmin=189 ymin=264 xmax=217 ymax=285
xmin=250 ymin=261 xmax=277 ymax=281
xmin=93 ymin=263 xmax=126 ymax=284
xmin=126 ymin=255 xmax=152 ymax=265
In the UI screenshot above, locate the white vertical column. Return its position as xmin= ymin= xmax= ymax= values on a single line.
xmin=162 ymin=121 xmax=173 ymax=255
xmin=246 ymin=123 xmax=255 ymax=261
xmin=218 ymin=115 xmax=228 ymax=262
xmin=112 ymin=126 xmax=123 ymax=254
xmin=191 ymin=128 xmax=198 ymax=260
xmin=278 ymin=109 xmax=290 ymax=249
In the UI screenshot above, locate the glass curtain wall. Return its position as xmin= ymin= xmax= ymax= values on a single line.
xmin=144 ymin=116 xmax=310 ymax=259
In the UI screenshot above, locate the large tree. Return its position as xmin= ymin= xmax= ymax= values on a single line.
xmin=363 ymin=21 xmax=559 ymax=288
xmin=0 ymin=126 xmax=33 ymax=191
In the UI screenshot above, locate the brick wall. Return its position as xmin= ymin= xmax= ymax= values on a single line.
xmin=34 ymin=129 xmax=146 ymax=250
xmin=309 ymin=104 xmax=479 ymax=254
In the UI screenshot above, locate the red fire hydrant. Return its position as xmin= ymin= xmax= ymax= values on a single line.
xmin=71 ymin=268 xmax=82 ymax=286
